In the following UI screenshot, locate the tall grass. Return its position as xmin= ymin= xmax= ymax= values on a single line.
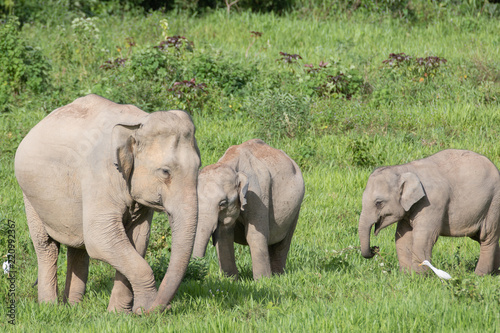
xmin=1 ymin=6 xmax=500 ymax=332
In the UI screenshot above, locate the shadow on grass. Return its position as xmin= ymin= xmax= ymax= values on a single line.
xmin=285 ymin=243 xmax=352 ymax=274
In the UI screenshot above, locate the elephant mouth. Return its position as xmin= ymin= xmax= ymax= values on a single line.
xmin=373 ymin=218 xmax=382 ymax=236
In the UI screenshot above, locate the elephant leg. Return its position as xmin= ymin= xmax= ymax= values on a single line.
xmin=63 ymin=247 xmax=89 ymax=304
xmin=108 ymin=272 xmax=133 ymax=313
xmin=475 ymin=237 xmax=500 ymax=276
xmin=495 ymin=244 xmax=500 ymax=275
xmin=83 ymin=207 xmax=156 ymax=313
xmin=24 ymin=194 xmax=60 ymax=303
xmin=245 ymin=219 xmax=272 ymax=280
xmin=395 ymin=220 xmax=413 ymax=273
xmin=411 ymin=226 xmax=439 ymax=273
xmin=268 ymin=210 xmax=300 ymax=275
xmin=214 ymin=225 xmax=239 ymax=279
xmin=474 ymin=204 xmax=500 ymax=275
xmin=108 ymin=209 xmax=153 ymax=313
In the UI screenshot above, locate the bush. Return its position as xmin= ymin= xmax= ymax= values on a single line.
xmin=246 ymin=89 xmax=311 ymax=140
xmin=273 ymin=54 xmax=365 ymax=99
xmin=128 ymin=47 xmax=183 ymax=83
xmin=0 ymin=16 xmax=51 ymax=108
xmin=348 ymin=136 xmax=381 ymax=168
xmin=188 ymin=52 xmax=256 ymax=96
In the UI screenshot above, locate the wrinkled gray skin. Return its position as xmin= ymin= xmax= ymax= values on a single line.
xmin=15 ymin=95 xmax=201 ymax=313
xmin=192 ymin=139 xmax=305 ymax=280
xmin=359 ymin=149 xmax=500 ymax=275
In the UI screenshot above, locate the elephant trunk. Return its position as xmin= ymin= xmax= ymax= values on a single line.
xmin=359 ymin=212 xmax=376 ymax=259
xmin=192 ymin=211 xmax=217 ymax=258
xmin=149 ymin=193 xmax=198 ymax=311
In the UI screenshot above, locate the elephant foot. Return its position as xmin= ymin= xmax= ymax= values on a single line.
xmin=107 ymin=303 xmax=132 ymax=313
xmin=132 ymin=291 xmax=158 ymax=315
xmin=133 ymin=303 xmax=170 ymax=315
xmin=146 ymin=303 xmax=171 ymax=315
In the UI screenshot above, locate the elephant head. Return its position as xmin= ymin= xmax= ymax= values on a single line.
xmin=192 ymin=164 xmax=248 ymax=258
xmin=112 ymin=110 xmax=201 ymax=311
xmin=359 ymin=168 xmax=425 ymax=259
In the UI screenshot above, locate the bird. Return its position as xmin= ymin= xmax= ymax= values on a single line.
xmin=419 ymin=260 xmax=452 ymax=280
xmin=2 ymin=261 xmax=11 ymax=275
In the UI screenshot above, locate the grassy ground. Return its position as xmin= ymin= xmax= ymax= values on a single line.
xmin=1 ymin=5 xmax=500 ymax=332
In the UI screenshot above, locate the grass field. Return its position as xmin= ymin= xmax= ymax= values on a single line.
xmin=1 ymin=2 xmax=500 ymax=331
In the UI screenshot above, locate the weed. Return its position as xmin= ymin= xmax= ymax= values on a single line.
xmin=0 ymin=16 xmax=51 ymax=108
xmin=71 ymin=16 xmax=100 ymax=71
xmin=348 ymin=136 xmax=381 ymax=168
xmin=276 ymin=51 xmax=303 ymax=64
xmin=295 ymin=143 xmax=317 ymax=170
xmin=128 ymin=47 xmax=182 ymax=82
xmin=382 ymin=52 xmax=448 ymax=81
xmin=247 ymin=89 xmax=311 ymax=140
xmin=99 ymin=57 xmax=127 ymax=70
xmin=189 ymin=52 xmax=256 ymax=95
xmin=155 ymin=35 xmax=194 ymax=54
xmin=168 ymin=78 xmax=208 ymax=113
xmin=448 ymin=279 xmax=484 ymax=303
xmin=245 ymin=30 xmax=262 ymax=57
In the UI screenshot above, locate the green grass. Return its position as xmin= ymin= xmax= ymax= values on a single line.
xmin=1 ymin=5 xmax=500 ymax=332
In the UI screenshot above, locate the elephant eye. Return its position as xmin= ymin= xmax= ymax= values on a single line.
xmin=160 ymin=168 xmax=171 ymax=178
xmin=375 ymin=200 xmax=384 ymax=209
xmin=219 ymin=199 xmax=228 ymax=209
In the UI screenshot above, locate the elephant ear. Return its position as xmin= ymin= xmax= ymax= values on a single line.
xmin=112 ymin=124 xmax=141 ymax=182
xmin=399 ymin=172 xmax=425 ymax=212
xmin=237 ymin=172 xmax=249 ymax=211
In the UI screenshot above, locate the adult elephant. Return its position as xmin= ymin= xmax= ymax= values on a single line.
xmin=359 ymin=149 xmax=500 ymax=276
xmin=15 ymin=94 xmax=201 ymax=313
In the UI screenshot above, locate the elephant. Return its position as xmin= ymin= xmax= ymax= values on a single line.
xmin=359 ymin=149 xmax=500 ymax=276
xmin=192 ymin=139 xmax=305 ymax=280
xmin=15 ymin=94 xmax=201 ymax=313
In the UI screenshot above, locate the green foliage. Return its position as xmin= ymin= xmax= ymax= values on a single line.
xmin=2 ymin=6 xmax=500 ymax=332
xmin=295 ymin=143 xmax=317 ymax=170
xmin=0 ymin=16 xmax=51 ymax=108
xmin=448 ymin=278 xmax=485 ymax=303
xmin=184 ymin=257 xmax=209 ymax=281
xmin=293 ymin=0 xmax=500 ymax=20
xmin=189 ymin=52 xmax=256 ymax=96
xmin=129 ymin=47 xmax=183 ymax=82
xmin=381 ymin=52 xmax=448 ymax=81
xmin=348 ymin=136 xmax=382 ymax=168
xmin=247 ymin=89 xmax=312 ymax=140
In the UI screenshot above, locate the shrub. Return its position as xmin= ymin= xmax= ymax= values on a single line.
xmin=348 ymin=136 xmax=381 ymax=168
xmin=128 ymin=47 xmax=183 ymax=82
xmin=0 ymin=16 xmax=51 ymax=108
xmin=382 ymin=52 xmax=448 ymax=82
xmin=246 ymin=89 xmax=311 ymax=140
xmin=188 ymin=52 xmax=256 ymax=96
xmin=275 ymin=54 xmax=364 ymax=99
xmin=167 ymin=78 xmax=209 ymax=113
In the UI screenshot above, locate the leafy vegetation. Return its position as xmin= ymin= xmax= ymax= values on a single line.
xmin=1 ymin=1 xmax=500 ymax=331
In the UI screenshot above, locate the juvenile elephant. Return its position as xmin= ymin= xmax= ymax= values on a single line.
xmin=192 ymin=139 xmax=305 ymax=280
xmin=15 ymin=95 xmax=201 ymax=313
xmin=359 ymin=149 xmax=500 ymax=275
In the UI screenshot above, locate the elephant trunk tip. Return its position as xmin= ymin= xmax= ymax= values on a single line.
xmin=361 ymin=246 xmax=379 ymax=259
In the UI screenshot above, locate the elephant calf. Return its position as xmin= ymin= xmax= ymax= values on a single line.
xmin=193 ymin=139 xmax=305 ymax=280
xmin=359 ymin=149 xmax=500 ymax=275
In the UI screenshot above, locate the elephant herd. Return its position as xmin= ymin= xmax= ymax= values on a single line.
xmin=14 ymin=95 xmax=500 ymax=314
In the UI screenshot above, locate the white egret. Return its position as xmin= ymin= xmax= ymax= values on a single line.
xmin=419 ymin=260 xmax=452 ymax=280
xmin=2 ymin=261 xmax=11 ymax=275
